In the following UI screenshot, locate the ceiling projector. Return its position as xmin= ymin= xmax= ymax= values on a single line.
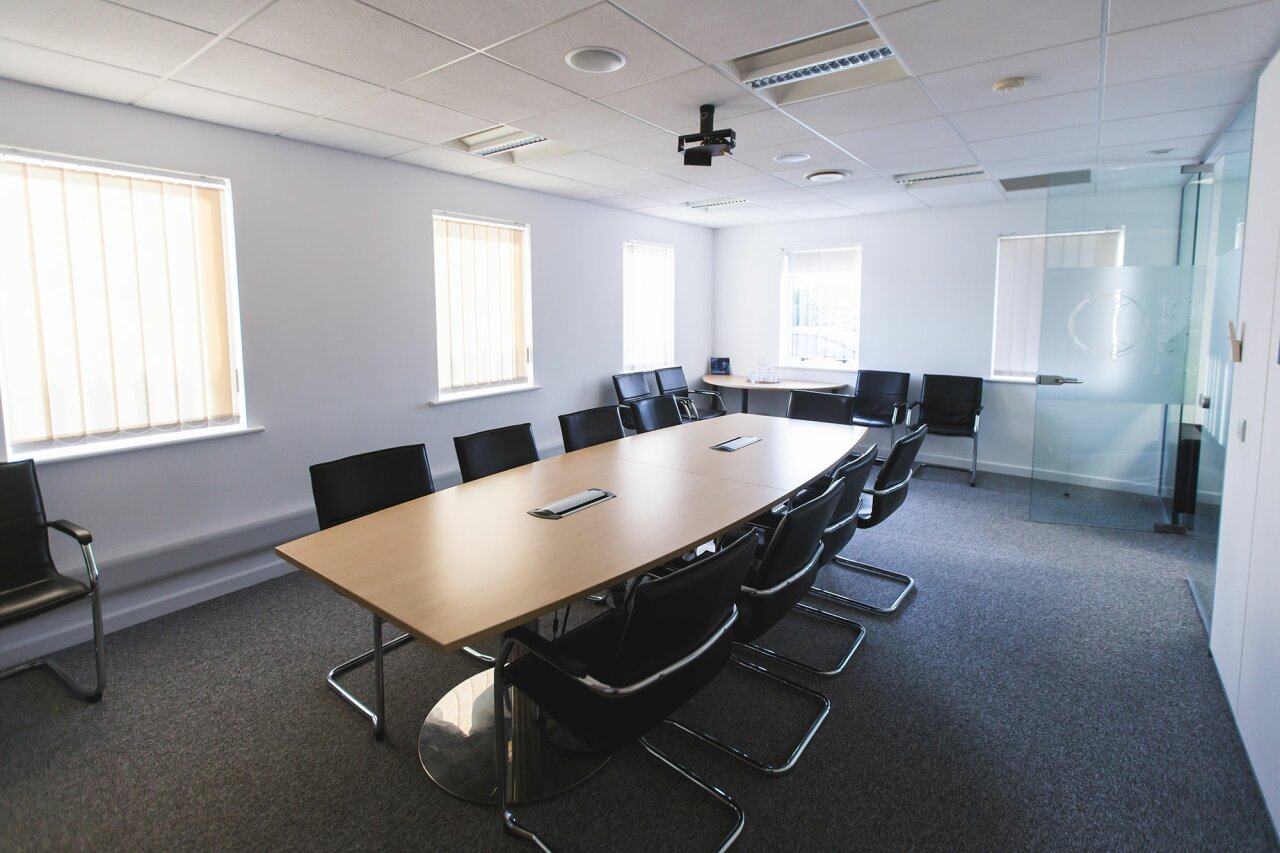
xmin=678 ymin=104 xmax=736 ymax=166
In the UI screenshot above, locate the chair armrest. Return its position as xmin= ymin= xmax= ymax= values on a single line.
xmin=892 ymin=401 xmax=907 ymax=425
xmin=505 ymin=625 xmax=589 ymax=678
xmin=905 ymin=400 xmax=920 ymax=426
xmin=49 ymin=519 xmax=93 ymax=545
xmin=673 ymin=396 xmax=698 ymax=422
xmin=688 ymin=389 xmax=727 ymax=412
xmin=973 ymin=405 xmax=984 ymax=415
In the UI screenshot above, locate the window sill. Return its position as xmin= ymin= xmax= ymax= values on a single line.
xmin=776 ymin=363 xmax=858 ymax=374
xmin=987 ymin=376 xmax=1036 ymax=385
xmin=429 ymin=383 xmax=542 ymax=406
xmin=9 ymin=424 xmax=265 ymax=465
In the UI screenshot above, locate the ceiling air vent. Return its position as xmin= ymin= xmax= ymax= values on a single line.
xmin=442 ymin=126 xmax=567 ymax=164
xmin=686 ymin=197 xmax=747 ymax=210
xmin=731 ymin=23 xmax=906 ymax=106
xmin=894 ymin=166 xmax=986 ymax=189
xmin=998 ymin=169 xmax=1092 ymax=192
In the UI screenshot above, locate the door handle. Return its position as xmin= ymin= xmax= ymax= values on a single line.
xmin=1036 ymin=375 xmax=1083 ymax=385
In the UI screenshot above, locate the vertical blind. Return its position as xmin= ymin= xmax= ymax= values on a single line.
xmin=622 ymin=241 xmax=675 ymax=372
xmin=433 ymin=214 xmax=530 ymax=394
xmin=991 ymin=230 xmax=1123 ymax=379
xmin=0 ymin=156 xmax=240 ymax=455
xmin=781 ymin=246 xmax=861 ymax=366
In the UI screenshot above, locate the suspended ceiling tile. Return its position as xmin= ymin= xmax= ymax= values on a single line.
xmin=806 ymin=176 xmax=900 ymax=198
xmin=230 ymin=0 xmax=471 ymax=87
xmin=770 ymin=160 xmax=876 ymax=187
xmin=968 ymin=123 xmax=1098 ymax=162
xmin=830 ymin=116 xmax=964 ymax=158
xmin=363 ymin=0 xmax=597 ymax=50
xmin=174 ymin=40 xmax=381 ymax=115
xmin=329 ymin=91 xmax=491 ymax=144
xmin=591 ymin=194 xmax=666 ymax=210
xmin=518 ymin=100 xmax=659 ymax=149
xmin=980 ymin=149 xmax=1099 ymax=178
xmin=714 ymin=205 xmax=804 ymax=224
xmin=874 ymin=0 xmax=1102 ymax=76
xmin=640 ymin=182 xmax=731 ymax=204
xmin=949 ymin=89 xmax=1100 ymax=142
xmin=742 ymin=186 xmax=823 ymax=206
xmin=646 ymin=155 xmax=761 ymax=181
xmin=395 ymin=55 xmax=582 ymax=126
xmin=522 ymin=150 xmax=637 ymax=182
xmin=1096 ymin=133 xmax=1217 ymax=165
xmin=282 ymin=118 xmax=423 ymax=157
xmin=720 ymin=106 xmax=826 ymax=148
xmin=857 ymin=0 xmax=933 ymax=14
xmin=590 ymin=168 xmax=686 ymax=194
xmin=636 ymin=203 xmax=739 ymax=227
xmin=729 ymin=137 xmax=852 ymax=171
xmin=391 ymin=145 xmax=509 ymax=175
xmin=691 ymin=172 xmax=796 ymax=196
xmin=136 ymin=81 xmax=312 ymax=134
xmin=919 ymin=40 xmax=1101 ymax=114
xmin=588 ymin=133 xmax=681 ymax=170
xmin=908 ymin=179 xmax=1005 ymax=207
xmin=598 ymin=67 xmax=766 ymax=134
xmin=111 ymin=0 xmax=265 ymax=34
xmin=488 ymin=3 xmax=700 ymax=99
xmin=859 ymin=143 xmax=977 ymax=176
xmin=1100 ymin=103 xmax=1242 ymax=148
xmin=1101 ymin=62 xmax=1265 ymax=121
xmin=844 ymin=191 xmax=927 ymax=213
xmin=0 ymin=0 xmax=215 ymax=76
xmin=0 ymin=38 xmax=162 ymax=103
xmin=770 ymin=198 xmax=862 ymax=220
xmin=1105 ymin=2 xmax=1280 ymax=85
xmin=1107 ymin=0 xmax=1263 ymax=33
xmin=613 ymin=0 xmax=863 ymax=64
xmin=782 ymin=78 xmax=939 ymax=136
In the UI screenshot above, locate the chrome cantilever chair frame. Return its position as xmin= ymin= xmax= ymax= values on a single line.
xmin=907 ymin=402 xmax=983 ymax=486
xmin=493 ymin=615 xmax=745 ymax=852
xmin=0 ymin=527 xmax=106 ymax=701
xmin=811 ymin=472 xmax=917 ymax=615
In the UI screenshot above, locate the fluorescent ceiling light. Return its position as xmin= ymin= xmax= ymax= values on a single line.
xmin=460 ymin=126 xmax=547 ymax=157
xmin=745 ymin=46 xmax=895 ymax=90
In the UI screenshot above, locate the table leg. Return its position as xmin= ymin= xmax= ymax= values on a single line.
xmin=418 ymin=667 xmax=608 ymax=805
xmin=741 ymin=388 xmax=749 ymax=413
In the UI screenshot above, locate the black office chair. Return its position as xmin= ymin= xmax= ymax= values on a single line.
xmin=908 ymin=374 xmax=983 ymax=486
xmin=815 ymin=425 xmax=925 ymax=615
xmin=654 ymin=366 xmax=727 ymax=421
xmin=495 ymin=529 xmax=756 ymax=850
xmin=559 ymin=405 xmax=625 ymax=452
xmin=0 ymin=460 xmax=105 ymax=701
xmin=310 ymin=444 xmax=492 ymax=739
xmin=786 ymin=389 xmax=856 ymax=425
xmin=668 ymin=478 xmax=848 ymax=774
xmin=849 ymin=370 xmax=910 ymax=445
xmin=612 ymin=371 xmax=653 ymax=430
xmin=630 ymin=395 xmax=683 ymax=433
xmin=454 ymin=423 xmax=539 ymax=482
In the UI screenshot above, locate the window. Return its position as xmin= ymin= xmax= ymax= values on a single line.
xmin=991 ymin=229 xmax=1124 ymax=380
xmin=622 ymin=241 xmax=675 ymax=371
xmin=0 ymin=151 xmax=246 ymax=462
xmin=432 ymin=213 xmax=533 ymax=399
xmin=779 ymin=246 xmax=861 ymax=368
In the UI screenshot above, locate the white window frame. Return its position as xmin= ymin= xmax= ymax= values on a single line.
xmin=778 ymin=245 xmax=862 ymax=371
xmin=621 ymin=240 xmax=676 ymax=373
xmin=989 ymin=228 xmax=1125 ymax=383
xmin=0 ymin=148 xmax=250 ymax=463
xmin=431 ymin=211 xmax=535 ymax=403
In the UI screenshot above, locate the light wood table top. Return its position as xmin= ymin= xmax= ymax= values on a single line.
xmin=276 ymin=414 xmax=863 ymax=654
xmin=702 ymin=374 xmax=844 ymax=392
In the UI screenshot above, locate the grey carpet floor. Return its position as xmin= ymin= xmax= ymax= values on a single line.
xmin=1 ymin=470 xmax=1276 ymax=852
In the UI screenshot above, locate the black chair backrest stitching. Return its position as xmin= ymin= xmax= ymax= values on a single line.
xmin=0 ymin=460 xmax=54 ymax=586
xmin=864 ymin=425 xmax=927 ymax=528
xmin=787 ymin=389 xmax=856 ymax=425
xmin=630 ymin=395 xmax=683 ymax=433
xmin=559 ymin=406 xmax=626 ymax=452
xmin=309 ymin=445 xmax=434 ymax=530
xmin=454 ymin=424 xmax=538 ymax=483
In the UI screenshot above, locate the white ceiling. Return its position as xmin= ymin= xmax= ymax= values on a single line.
xmin=1 ymin=0 xmax=1277 ymax=228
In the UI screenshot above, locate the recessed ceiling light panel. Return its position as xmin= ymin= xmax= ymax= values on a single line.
xmin=774 ymin=152 xmax=811 ymax=164
xmin=805 ymin=169 xmax=849 ymax=183
xmin=565 ymin=46 xmax=627 ymax=73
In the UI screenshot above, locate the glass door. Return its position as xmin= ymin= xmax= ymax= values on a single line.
xmin=1030 ymin=167 xmax=1195 ymax=529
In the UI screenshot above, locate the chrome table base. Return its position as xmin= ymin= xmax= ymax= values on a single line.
xmin=418 ymin=668 xmax=609 ymax=805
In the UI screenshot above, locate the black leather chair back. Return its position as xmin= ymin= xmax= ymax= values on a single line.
xmin=862 ymin=425 xmax=927 ymax=528
xmin=611 ymin=529 xmax=755 ymax=684
xmin=0 ymin=460 xmax=54 ymax=587
xmin=917 ymin=374 xmax=983 ymax=436
xmin=787 ymin=390 xmax=856 ymax=425
xmin=630 ymin=395 xmax=683 ymax=433
xmin=559 ymin=406 xmax=625 ymax=452
xmin=612 ymin=371 xmax=653 ymax=406
xmin=653 ymin=366 xmax=689 ymax=396
xmin=851 ymin=370 xmax=910 ymax=424
xmin=309 ymin=445 xmax=434 ymax=530
xmin=454 ymin=423 xmax=539 ymax=483
xmin=737 ymin=478 xmax=844 ymax=643
xmin=818 ymin=446 xmax=877 ymax=561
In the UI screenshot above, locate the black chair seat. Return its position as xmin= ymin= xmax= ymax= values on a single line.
xmin=694 ymin=408 xmax=728 ymax=419
xmin=505 ymin=609 xmax=731 ymax=755
xmin=918 ymin=421 xmax=975 ymax=437
xmin=0 ymin=573 xmax=90 ymax=628
xmin=849 ymin=413 xmax=895 ymax=428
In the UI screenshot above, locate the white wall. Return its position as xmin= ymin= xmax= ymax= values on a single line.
xmin=1211 ymin=51 xmax=1280 ymax=833
xmin=0 ymin=80 xmax=715 ymax=665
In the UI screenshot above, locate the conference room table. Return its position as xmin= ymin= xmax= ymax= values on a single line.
xmin=276 ymin=413 xmax=865 ymax=804
xmin=702 ymin=374 xmax=845 ymax=413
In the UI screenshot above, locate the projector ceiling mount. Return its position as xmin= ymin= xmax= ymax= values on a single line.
xmin=678 ymin=104 xmax=736 ymax=166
